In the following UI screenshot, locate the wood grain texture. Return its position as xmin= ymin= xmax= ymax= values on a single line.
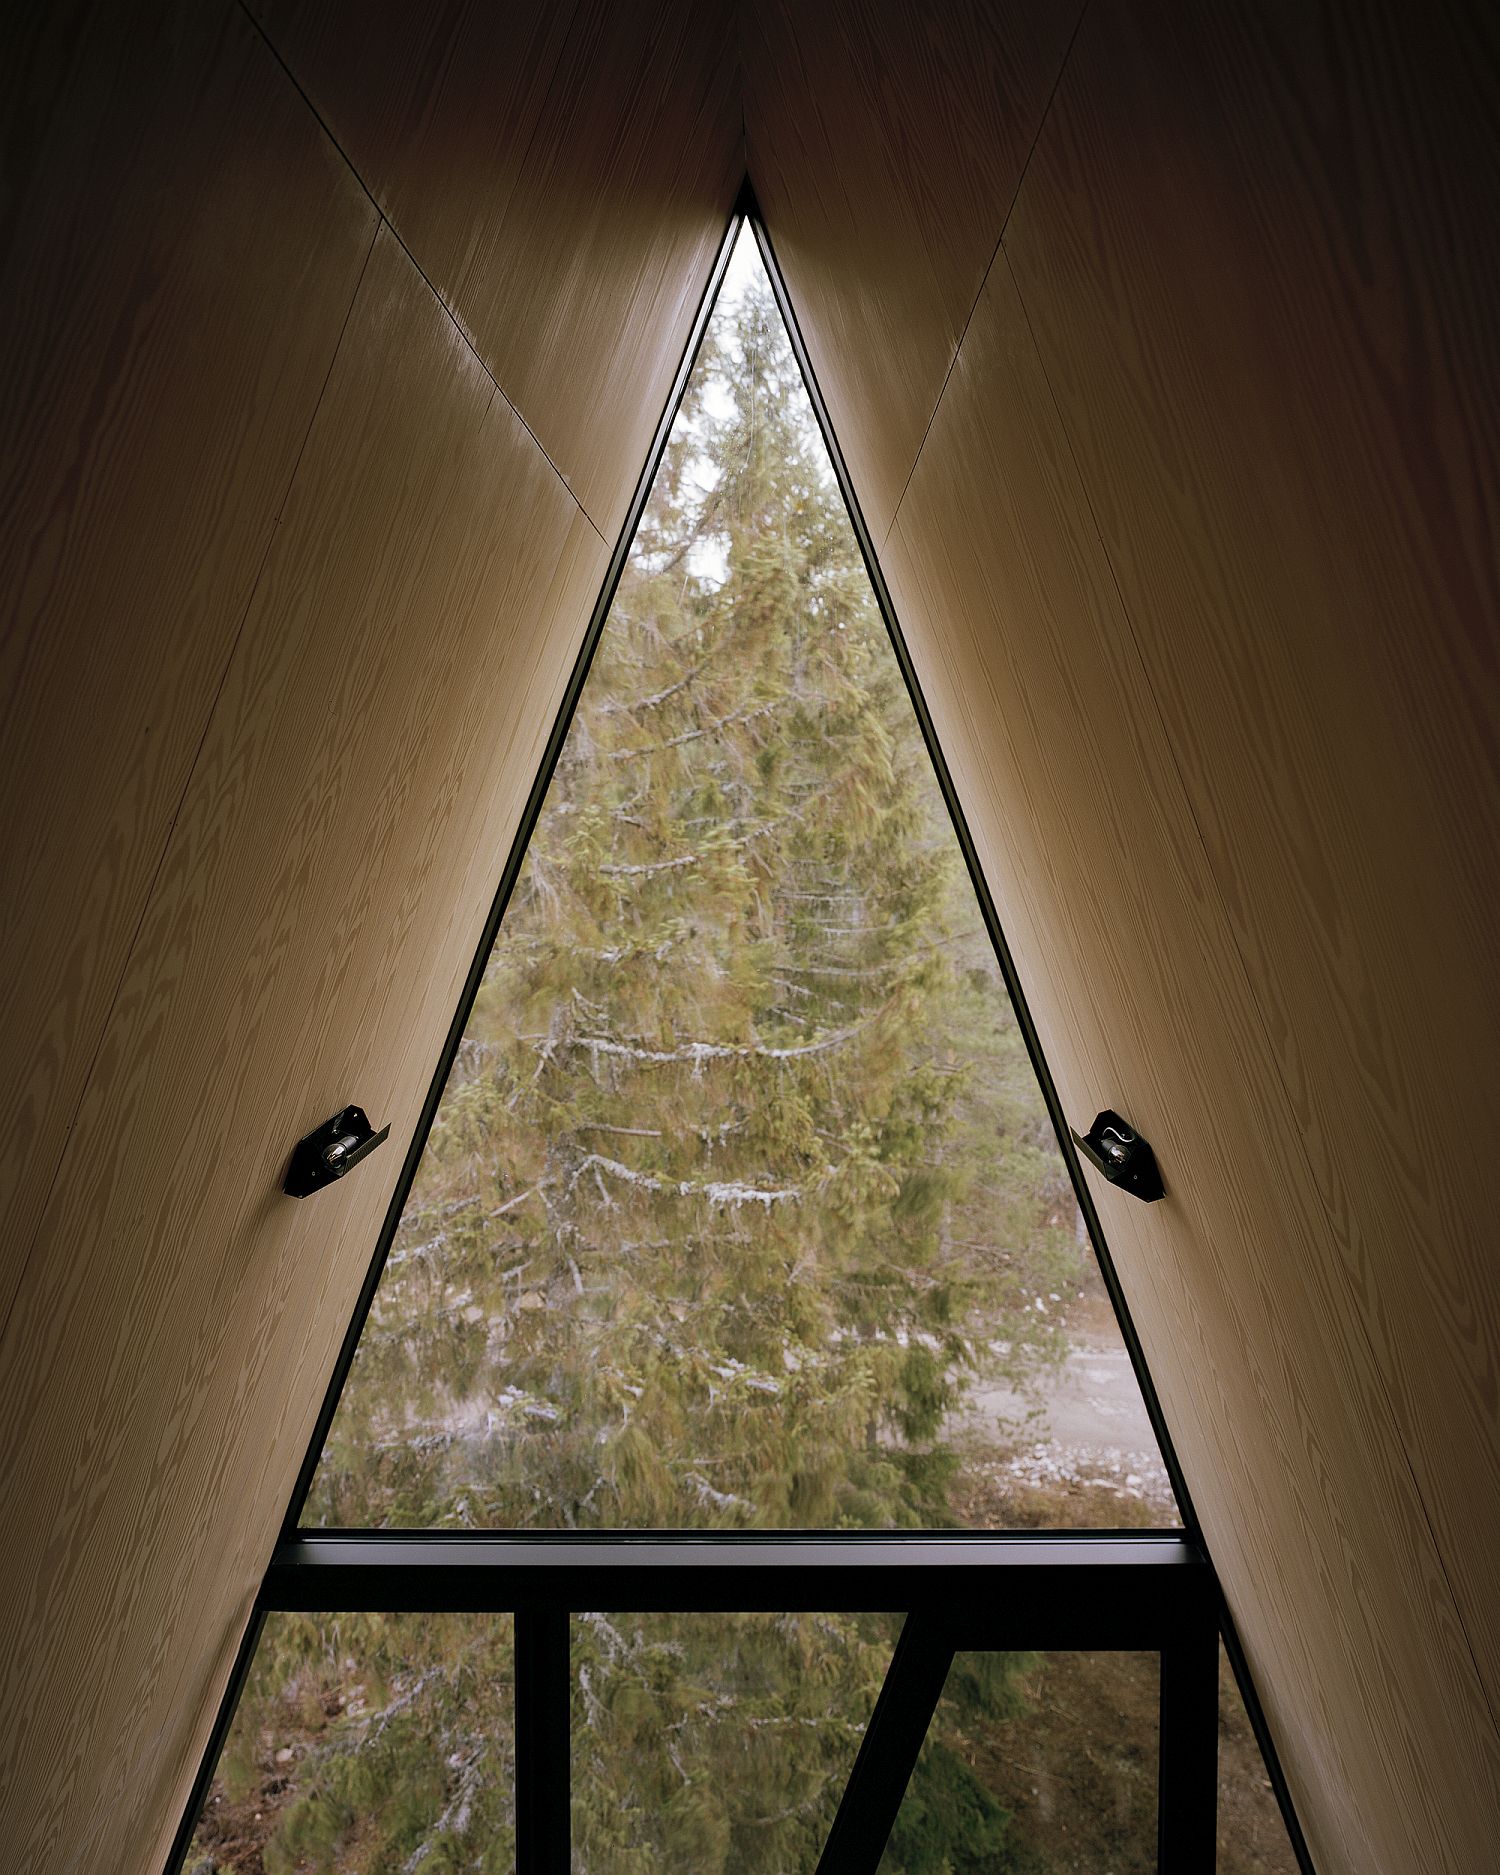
xmin=743 ymin=0 xmax=1081 ymax=544
xmin=1001 ymin=0 xmax=1500 ymax=1827
xmin=6 ymin=8 xmax=1494 ymax=1874
xmin=0 ymin=227 xmax=607 ymax=1875
xmin=0 ymin=0 xmax=375 ymax=1339
xmin=883 ymin=257 xmax=1500 ymax=1874
xmin=252 ymin=0 xmax=743 ymax=536
xmin=246 ymin=0 xmax=575 ymax=335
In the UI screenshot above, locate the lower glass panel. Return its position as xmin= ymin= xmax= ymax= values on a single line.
xmin=571 ymin=1610 xmax=895 ymax=1873
xmin=185 ymin=1611 xmax=514 ymax=1874
xmin=1218 ymin=1638 xmax=1300 ymax=1873
xmin=190 ymin=1622 xmax=1283 ymax=1872
xmin=878 ymin=1650 xmax=1160 ymax=1874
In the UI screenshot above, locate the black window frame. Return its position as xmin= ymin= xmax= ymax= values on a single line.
xmin=165 ymin=186 xmax=1313 ymax=1875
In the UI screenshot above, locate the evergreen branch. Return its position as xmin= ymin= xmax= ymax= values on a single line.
xmin=770 ymin=978 xmax=816 ymax=1003
xmin=794 ymin=920 xmax=904 ymax=937
xmin=385 ymin=1233 xmax=446 ymax=1268
xmin=371 ymin=1427 xmax=457 ymax=1452
xmin=571 ymin=1152 xmax=800 ymax=1208
xmin=361 ymin=1665 xmax=447 ymax=1745
xmin=593 ymin=646 xmax=717 ymax=717
xmin=402 ymin=1744 xmax=487 ymax=1871
xmin=684 ymin=1471 xmax=753 ymax=1512
xmin=572 ymin=1015 xmax=874 ymax=1066
xmin=597 ymin=853 xmax=700 ymax=877
xmin=492 ymin=1180 xmax=552 ymax=1216
xmin=779 ymin=936 xmax=961 ymax=979
xmin=604 ymin=698 xmax=781 ymax=758
xmin=780 ymin=956 xmax=913 ymax=980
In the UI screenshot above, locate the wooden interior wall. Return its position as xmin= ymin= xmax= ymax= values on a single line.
xmin=249 ymin=0 xmax=743 ymax=540
xmin=6 ymin=0 xmax=1494 ymax=1868
xmin=0 ymin=4 xmax=738 ymax=1871
xmin=0 ymin=1 xmax=375 ymax=1346
xmin=748 ymin=3 xmax=1499 ymax=1872
xmin=743 ymin=0 xmax=1084 ymax=545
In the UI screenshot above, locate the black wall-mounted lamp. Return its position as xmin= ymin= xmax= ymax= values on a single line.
xmin=284 ymin=1105 xmax=391 ymax=1198
xmin=1071 ymin=1109 xmax=1165 ymax=1202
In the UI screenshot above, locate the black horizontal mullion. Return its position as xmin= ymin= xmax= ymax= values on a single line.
xmin=261 ymin=1534 xmax=1210 ymax=1634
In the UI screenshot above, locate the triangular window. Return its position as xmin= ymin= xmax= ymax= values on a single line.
xmin=176 ymin=208 xmax=1308 ymax=1875
xmin=299 ymin=228 xmax=1178 ymax=1535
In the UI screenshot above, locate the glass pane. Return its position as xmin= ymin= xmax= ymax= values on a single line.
xmin=1218 ymin=1639 xmax=1300 ymax=1872
xmin=878 ymin=1651 xmax=1159 ymax=1873
xmin=571 ymin=1610 xmax=893 ymax=1874
xmin=305 ymin=222 xmax=1178 ymax=1532
xmin=185 ymin=1612 xmax=513 ymax=1874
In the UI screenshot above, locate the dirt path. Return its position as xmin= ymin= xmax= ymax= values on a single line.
xmin=943 ymin=1278 xmax=1178 ymax=1525
xmin=955 ymin=1325 xmax=1177 ymax=1520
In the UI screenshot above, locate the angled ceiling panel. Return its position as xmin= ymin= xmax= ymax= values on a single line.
xmin=742 ymin=0 xmax=1081 ymax=544
xmin=1003 ymin=0 xmax=1500 ymax=1721
xmin=1 ymin=5 xmax=740 ymax=1866
xmin=882 ymin=263 xmax=1500 ymax=1874
xmin=749 ymin=2 xmax=1500 ymax=1871
xmin=0 ymin=222 xmax=608 ymax=1874
xmin=252 ymin=0 xmax=743 ymax=535
xmin=0 ymin=0 xmax=375 ymax=1338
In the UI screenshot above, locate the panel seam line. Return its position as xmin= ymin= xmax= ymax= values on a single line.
xmin=234 ymin=0 xmax=606 ymax=547
xmin=883 ymin=0 xmax=1091 ymax=551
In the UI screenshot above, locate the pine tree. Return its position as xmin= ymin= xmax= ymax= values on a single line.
xmin=309 ymin=277 xmax=1078 ymax=1538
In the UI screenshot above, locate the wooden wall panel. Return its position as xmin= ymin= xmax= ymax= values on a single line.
xmin=753 ymin=3 xmax=1500 ymax=1865
xmin=743 ymin=0 xmax=1081 ymax=544
xmin=1002 ymin=0 xmax=1500 ymax=1767
xmin=252 ymin=0 xmax=743 ymax=536
xmin=0 ymin=227 xmax=607 ymax=1875
xmin=246 ymin=0 xmax=575 ymax=328
xmin=881 ymin=260 xmax=1500 ymax=1874
xmin=7 ymin=4 xmax=1494 ymax=1872
xmin=877 ymin=264 xmax=1500 ymax=1875
xmin=0 ymin=0 xmax=375 ymax=1336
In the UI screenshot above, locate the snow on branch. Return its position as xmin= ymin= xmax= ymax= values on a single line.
xmin=572 ymin=1152 xmax=800 ymax=1210
xmin=684 ymin=1471 xmax=754 ymax=1512
xmin=594 ymin=649 xmax=716 ymax=717
xmin=572 ymin=1015 xmax=873 ymax=1068
xmin=597 ymin=853 xmax=700 ymax=877
xmin=780 ymin=956 xmax=911 ymax=979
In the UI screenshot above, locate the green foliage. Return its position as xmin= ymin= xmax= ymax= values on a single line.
xmin=884 ymin=1655 xmax=1040 ymax=1875
xmin=206 ymin=1615 xmax=1044 ymax=1875
xmin=309 ymin=271 xmax=1081 ymax=1540
xmin=886 ymin=1741 xmax=1018 ymax=1875
xmin=572 ymin=1610 xmax=895 ymax=1875
xmin=196 ymin=1612 xmax=515 ymax=1873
